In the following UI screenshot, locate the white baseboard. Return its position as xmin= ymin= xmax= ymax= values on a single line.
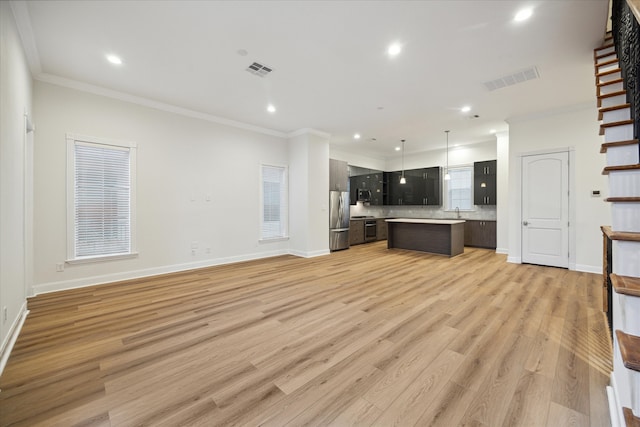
xmin=507 ymin=256 xmax=522 ymax=264
xmin=289 ymin=249 xmax=330 ymax=258
xmin=495 ymin=247 xmax=508 ymax=255
xmin=32 ymin=249 xmax=292 ymax=296
xmin=575 ymin=264 xmax=602 ymax=274
xmin=0 ymin=301 xmax=28 ymax=377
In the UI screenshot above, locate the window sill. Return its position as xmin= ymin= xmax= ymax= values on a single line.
xmin=259 ymin=237 xmax=289 ymax=243
xmin=66 ymin=252 xmax=139 ymax=265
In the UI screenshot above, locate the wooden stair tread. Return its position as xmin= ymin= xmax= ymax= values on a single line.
xmin=598 ymin=104 xmax=631 ymax=121
xmin=597 ymin=67 xmax=622 ymax=78
xmin=612 ymin=274 xmax=640 ymax=297
xmin=599 ymin=119 xmax=634 ymax=135
xmin=612 ymin=274 xmax=640 ymax=298
xmin=601 ymin=226 xmax=640 ymax=241
xmin=624 ymin=407 xmax=640 ymax=427
xmin=594 ymin=42 xmax=614 ymax=53
xmin=596 ymin=58 xmax=619 ymax=68
xmin=605 ymin=197 xmax=640 ymax=203
xmin=598 ymin=90 xmax=627 ymax=100
xmin=616 ymin=330 xmax=640 ymax=372
xmin=602 ymin=164 xmax=640 ymax=175
xmin=597 ymin=77 xmax=624 ymax=87
xmin=593 ymin=48 xmax=616 ymax=61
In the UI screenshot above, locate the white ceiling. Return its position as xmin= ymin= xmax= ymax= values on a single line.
xmin=15 ymin=0 xmax=608 ymax=158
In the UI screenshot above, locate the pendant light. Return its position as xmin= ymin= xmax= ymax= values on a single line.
xmin=400 ymin=139 xmax=406 ymax=184
xmin=444 ymin=130 xmax=451 ymax=181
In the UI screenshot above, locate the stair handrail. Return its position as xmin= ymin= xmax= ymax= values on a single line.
xmin=611 ymin=0 xmax=640 ymax=144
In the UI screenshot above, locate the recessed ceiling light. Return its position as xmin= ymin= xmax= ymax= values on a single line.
xmin=490 ymin=129 xmax=497 ymax=134
xmin=106 ymin=54 xmax=122 ymax=65
xmin=387 ymin=43 xmax=402 ymax=56
xmin=267 ymin=104 xmax=276 ymax=113
xmin=354 ymin=133 xmax=361 ymax=140
xmin=514 ymin=8 xmax=533 ymax=22
xmin=461 ymin=105 xmax=471 ymax=113
xmin=395 ymin=146 xmax=401 ymax=151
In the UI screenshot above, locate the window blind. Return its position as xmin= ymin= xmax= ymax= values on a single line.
xmin=447 ymin=167 xmax=473 ymax=210
xmin=261 ymin=165 xmax=288 ymax=239
xmin=74 ymin=142 xmax=131 ymax=258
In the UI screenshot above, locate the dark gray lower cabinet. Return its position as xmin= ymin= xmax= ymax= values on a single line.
xmin=376 ymin=219 xmax=388 ymax=240
xmin=349 ymin=220 xmax=365 ymax=245
xmin=464 ymin=220 xmax=496 ymax=249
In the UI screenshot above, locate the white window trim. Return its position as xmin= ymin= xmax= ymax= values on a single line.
xmin=444 ymin=164 xmax=475 ymax=212
xmin=259 ymin=163 xmax=289 ymax=242
xmin=66 ymin=133 xmax=138 ymax=263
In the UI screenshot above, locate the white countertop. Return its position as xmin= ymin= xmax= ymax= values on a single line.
xmin=385 ymin=218 xmax=465 ymax=225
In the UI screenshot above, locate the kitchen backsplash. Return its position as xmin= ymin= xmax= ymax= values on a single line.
xmin=350 ymin=203 xmax=497 ymax=221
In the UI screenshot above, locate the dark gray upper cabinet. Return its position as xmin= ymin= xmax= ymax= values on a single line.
xmin=474 ymin=160 xmax=497 ymax=205
xmin=386 ymin=167 xmax=441 ymax=205
xmin=349 ymin=170 xmax=384 ymax=205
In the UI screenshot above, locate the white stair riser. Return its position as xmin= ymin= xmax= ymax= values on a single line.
xmin=609 ymin=170 xmax=640 ymax=198
xmin=613 ymin=340 xmax=640 ymax=415
xmin=602 ymin=94 xmax=628 ymax=109
xmin=596 ymin=45 xmax=616 ymax=56
xmin=605 ymin=124 xmax=634 ymax=142
xmin=599 ymin=71 xmax=622 ymax=84
xmin=612 ymin=203 xmax=640 ymax=232
xmin=600 ymin=81 xmax=624 ymax=95
xmin=602 ymin=108 xmax=631 ymax=124
xmin=598 ymin=63 xmax=621 ymax=74
xmin=596 ymin=53 xmax=618 ymax=65
xmin=614 ymin=291 xmax=640 ymax=336
xmin=607 ymin=144 xmax=640 ymax=166
xmin=613 ymin=240 xmax=640 ymax=276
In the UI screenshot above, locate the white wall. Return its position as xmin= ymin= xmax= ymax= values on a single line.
xmin=384 ymin=140 xmax=497 ymax=172
xmin=32 ymin=81 xmax=291 ymax=294
xmin=0 ymin=2 xmax=33 ymax=362
xmin=507 ymin=104 xmax=611 ymax=272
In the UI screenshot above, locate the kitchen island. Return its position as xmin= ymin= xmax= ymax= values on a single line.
xmin=386 ymin=218 xmax=465 ymax=257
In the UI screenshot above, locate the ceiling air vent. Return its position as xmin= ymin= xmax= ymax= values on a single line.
xmin=246 ymin=62 xmax=273 ymax=78
xmin=483 ymin=66 xmax=539 ymax=91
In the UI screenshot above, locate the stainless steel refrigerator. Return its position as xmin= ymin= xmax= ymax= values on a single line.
xmin=329 ymin=191 xmax=350 ymax=251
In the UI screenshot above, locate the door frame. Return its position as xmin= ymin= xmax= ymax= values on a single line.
xmin=509 ymin=147 xmax=576 ymax=270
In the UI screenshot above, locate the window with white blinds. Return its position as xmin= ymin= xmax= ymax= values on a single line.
xmin=260 ymin=164 xmax=288 ymax=240
xmin=67 ymin=135 xmax=137 ymax=261
xmin=446 ymin=166 xmax=473 ymax=210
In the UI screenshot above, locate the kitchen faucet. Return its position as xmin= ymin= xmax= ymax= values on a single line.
xmin=455 ymin=207 xmax=460 ymax=219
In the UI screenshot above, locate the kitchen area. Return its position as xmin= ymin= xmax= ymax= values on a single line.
xmin=329 ymin=157 xmax=497 ymax=256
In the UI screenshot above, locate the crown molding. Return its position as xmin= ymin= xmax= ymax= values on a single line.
xmin=35 ymin=73 xmax=289 ymax=139
xmin=287 ymin=128 xmax=332 ymax=139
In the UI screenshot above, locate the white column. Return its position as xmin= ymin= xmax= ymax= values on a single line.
xmin=288 ymin=128 xmax=330 ymax=257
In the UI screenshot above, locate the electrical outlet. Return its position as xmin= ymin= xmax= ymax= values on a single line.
xmin=191 ymin=249 xmax=196 ymax=256
xmin=56 ymin=263 xmax=64 ymax=272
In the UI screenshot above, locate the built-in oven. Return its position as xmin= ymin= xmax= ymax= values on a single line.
xmin=364 ymin=219 xmax=377 ymax=241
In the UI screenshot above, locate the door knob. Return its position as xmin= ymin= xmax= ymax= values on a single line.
xmin=523 ymin=221 xmax=529 ymax=226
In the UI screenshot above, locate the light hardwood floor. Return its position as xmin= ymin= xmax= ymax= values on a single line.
xmin=0 ymin=242 xmax=612 ymax=426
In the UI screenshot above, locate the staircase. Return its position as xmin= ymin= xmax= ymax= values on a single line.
xmin=597 ymin=2 xmax=640 ymax=425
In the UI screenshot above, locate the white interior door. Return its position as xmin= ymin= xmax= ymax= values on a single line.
xmin=522 ymin=151 xmax=569 ymax=268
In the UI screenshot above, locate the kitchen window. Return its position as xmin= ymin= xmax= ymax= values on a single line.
xmin=66 ymin=134 xmax=137 ymax=262
xmin=260 ymin=164 xmax=288 ymax=240
xmin=446 ymin=166 xmax=473 ymax=210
